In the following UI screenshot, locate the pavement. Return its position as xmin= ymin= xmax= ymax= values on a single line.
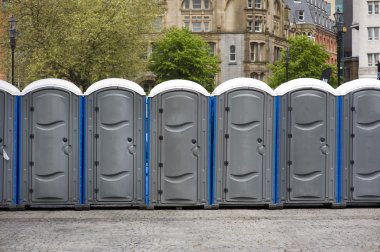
xmin=0 ymin=208 xmax=379 ymax=251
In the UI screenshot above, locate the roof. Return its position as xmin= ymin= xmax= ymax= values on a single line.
xmin=21 ymin=79 xmax=82 ymax=95
xmin=274 ymin=78 xmax=337 ymax=95
xmin=148 ymin=79 xmax=210 ymax=97
xmin=212 ymin=78 xmax=275 ymax=96
xmin=85 ymin=78 xmax=145 ymax=96
xmin=0 ymin=80 xmax=20 ymax=95
xmin=336 ymin=78 xmax=380 ymax=95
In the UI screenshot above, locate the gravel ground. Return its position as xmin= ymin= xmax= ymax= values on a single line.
xmin=0 ymin=208 xmax=379 ymax=251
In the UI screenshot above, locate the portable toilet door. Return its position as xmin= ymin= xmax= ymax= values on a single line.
xmin=148 ymin=80 xmax=210 ymax=207
xmin=20 ymin=79 xmax=82 ymax=207
xmin=0 ymin=81 xmax=19 ymax=208
xmin=212 ymin=78 xmax=275 ymax=207
xmin=337 ymin=79 xmax=380 ymax=205
xmin=275 ymin=78 xmax=337 ymax=206
xmin=84 ymin=79 xmax=146 ymax=207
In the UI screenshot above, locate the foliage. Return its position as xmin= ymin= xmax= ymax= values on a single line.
xmin=148 ymin=27 xmax=219 ymax=92
xmin=3 ymin=0 xmax=161 ymax=89
xmin=268 ymin=36 xmax=338 ymax=88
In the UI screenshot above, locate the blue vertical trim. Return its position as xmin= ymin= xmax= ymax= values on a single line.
xmin=272 ymin=96 xmax=277 ymax=205
xmin=212 ymin=97 xmax=217 ymax=205
xmin=18 ymin=97 xmax=22 ymax=205
xmin=13 ymin=96 xmax=19 ymax=205
xmin=275 ymin=96 xmax=281 ymax=204
xmin=82 ymin=97 xmax=86 ymax=204
xmin=145 ymin=98 xmax=151 ymax=205
xmin=79 ymin=96 xmax=84 ymax=204
xmin=336 ymin=96 xmax=342 ymax=204
xmin=207 ymin=97 xmax=213 ymax=205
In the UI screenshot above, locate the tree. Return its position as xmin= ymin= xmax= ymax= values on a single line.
xmin=268 ymin=36 xmax=338 ymax=88
xmin=3 ymin=0 xmax=161 ymax=89
xmin=148 ymin=27 xmax=219 ymax=92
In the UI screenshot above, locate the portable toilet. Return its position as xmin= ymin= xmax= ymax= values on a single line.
xmin=336 ymin=78 xmax=380 ymax=206
xmin=274 ymin=78 xmax=338 ymax=206
xmin=211 ymin=78 xmax=275 ymax=207
xmin=84 ymin=79 xmax=146 ymax=207
xmin=148 ymin=80 xmax=211 ymax=208
xmin=20 ymin=79 xmax=82 ymax=208
xmin=0 ymin=81 xmax=19 ymax=208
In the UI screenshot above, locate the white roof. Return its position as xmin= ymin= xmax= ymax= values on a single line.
xmin=85 ymin=78 xmax=145 ymax=96
xmin=22 ymin=78 xmax=82 ymax=95
xmin=212 ymin=78 xmax=275 ymax=96
xmin=274 ymin=78 xmax=337 ymax=96
xmin=336 ymin=78 xmax=380 ymax=95
xmin=0 ymin=80 xmax=20 ymax=95
xmin=148 ymin=79 xmax=210 ymax=97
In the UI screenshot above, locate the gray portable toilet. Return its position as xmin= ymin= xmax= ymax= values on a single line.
xmin=20 ymin=79 xmax=82 ymax=208
xmin=0 ymin=81 xmax=19 ymax=208
xmin=84 ymin=78 xmax=146 ymax=207
xmin=148 ymin=80 xmax=211 ymax=208
xmin=336 ymin=78 xmax=380 ymax=206
xmin=211 ymin=78 xmax=275 ymax=207
xmin=274 ymin=78 xmax=338 ymax=206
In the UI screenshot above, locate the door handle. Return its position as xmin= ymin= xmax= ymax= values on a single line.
xmin=320 ymin=144 xmax=329 ymax=155
xmin=128 ymin=145 xmax=136 ymax=155
xmin=257 ymin=145 xmax=266 ymax=155
xmin=192 ymin=146 xmax=200 ymax=156
xmin=0 ymin=146 xmax=10 ymax=161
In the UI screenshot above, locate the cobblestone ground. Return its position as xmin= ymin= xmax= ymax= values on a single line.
xmin=0 ymin=208 xmax=379 ymax=251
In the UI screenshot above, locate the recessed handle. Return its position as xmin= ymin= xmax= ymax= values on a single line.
xmin=62 ymin=137 xmax=68 ymax=143
xmin=191 ymin=139 xmax=197 ymax=144
xmin=127 ymin=137 xmax=133 ymax=143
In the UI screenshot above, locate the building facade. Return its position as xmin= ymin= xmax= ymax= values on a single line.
xmin=153 ymin=0 xmax=289 ymax=84
xmin=351 ymin=0 xmax=380 ymax=79
xmin=285 ymin=0 xmax=337 ymax=65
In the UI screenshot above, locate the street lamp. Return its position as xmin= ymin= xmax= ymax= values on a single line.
xmin=334 ymin=8 xmax=344 ymax=86
xmin=8 ymin=16 xmax=17 ymax=87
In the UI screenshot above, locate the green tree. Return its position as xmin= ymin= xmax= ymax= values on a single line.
xmin=148 ymin=27 xmax=219 ymax=92
xmin=3 ymin=0 xmax=161 ymax=89
xmin=268 ymin=36 xmax=337 ymax=88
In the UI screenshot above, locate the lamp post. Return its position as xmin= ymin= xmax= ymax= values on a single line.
xmin=334 ymin=8 xmax=344 ymax=86
xmin=8 ymin=16 xmax=17 ymax=87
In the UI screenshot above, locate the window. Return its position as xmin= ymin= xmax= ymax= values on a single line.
xmin=255 ymin=16 xmax=263 ymax=32
xmin=184 ymin=0 xmax=190 ymax=9
xmin=368 ymin=27 xmax=380 ymax=40
xmin=255 ymin=0 xmax=262 ymax=9
xmin=368 ymin=53 xmax=380 ymax=66
xmin=185 ymin=15 xmax=211 ymax=32
xmin=247 ymin=0 xmax=253 ymax=8
xmin=153 ymin=17 xmax=162 ymax=32
xmin=247 ymin=15 xmax=253 ymax=32
xmin=208 ymin=42 xmax=216 ymax=56
xmin=368 ymin=1 xmax=380 ymax=14
xmin=274 ymin=46 xmax=281 ymax=62
xmin=230 ymin=45 xmax=236 ymax=62
xmin=250 ymin=42 xmax=264 ymax=62
xmin=204 ymin=16 xmax=210 ymax=31
xmin=184 ymin=16 xmax=190 ymax=29
xmin=298 ymin=10 xmax=304 ymax=21
xmin=183 ymin=0 xmax=211 ymax=10
xmin=192 ymin=16 xmax=202 ymax=32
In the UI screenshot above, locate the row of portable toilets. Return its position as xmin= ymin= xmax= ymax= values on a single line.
xmin=0 ymin=77 xmax=380 ymax=209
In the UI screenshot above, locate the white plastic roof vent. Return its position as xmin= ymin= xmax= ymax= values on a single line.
xmin=148 ymin=79 xmax=210 ymax=97
xmin=0 ymin=80 xmax=20 ymax=95
xmin=336 ymin=78 xmax=380 ymax=96
xmin=85 ymin=78 xmax=145 ymax=96
xmin=22 ymin=78 xmax=82 ymax=95
xmin=212 ymin=78 xmax=275 ymax=96
xmin=274 ymin=78 xmax=337 ymax=96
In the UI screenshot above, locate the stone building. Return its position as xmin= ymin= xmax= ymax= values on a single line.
xmin=149 ymin=0 xmax=290 ymax=84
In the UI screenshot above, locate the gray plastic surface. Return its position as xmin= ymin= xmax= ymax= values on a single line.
xmin=149 ymin=91 xmax=209 ymax=206
xmin=214 ymin=89 xmax=273 ymax=205
xmin=21 ymin=88 xmax=80 ymax=206
xmin=279 ymin=89 xmax=336 ymax=204
xmin=0 ymin=91 xmax=16 ymax=207
xmin=85 ymin=88 xmax=145 ymax=206
xmin=342 ymin=90 xmax=380 ymax=203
